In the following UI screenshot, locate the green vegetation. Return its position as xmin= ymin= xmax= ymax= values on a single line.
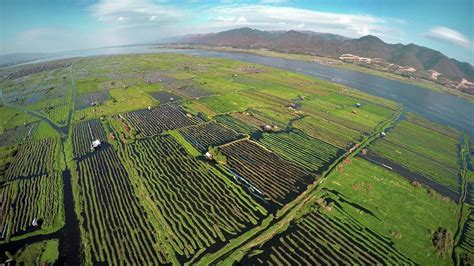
xmin=190 ymin=46 xmax=474 ymax=102
xmin=178 ymin=121 xmax=242 ymax=152
xmin=120 ymin=135 xmax=266 ymax=262
xmin=10 ymin=239 xmax=60 ymax=265
xmin=220 ymin=139 xmax=313 ymax=206
xmin=323 ymin=158 xmax=458 ymax=265
xmin=240 ymin=201 xmax=413 ymax=264
xmin=369 ymin=115 xmax=460 ymax=198
xmin=257 ymin=129 xmax=344 ymax=173
xmin=0 ymin=53 xmax=469 ymax=265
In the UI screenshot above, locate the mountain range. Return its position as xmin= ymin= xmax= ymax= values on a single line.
xmin=168 ymin=27 xmax=474 ymax=84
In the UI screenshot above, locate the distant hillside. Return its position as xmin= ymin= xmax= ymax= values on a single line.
xmin=169 ymin=27 xmax=474 ymax=83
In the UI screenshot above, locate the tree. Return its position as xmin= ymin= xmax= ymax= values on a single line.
xmin=208 ymin=146 xmax=227 ymax=165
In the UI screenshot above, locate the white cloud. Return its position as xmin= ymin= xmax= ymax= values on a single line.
xmin=259 ymin=0 xmax=288 ymax=3
xmin=236 ymin=16 xmax=247 ymax=22
xmin=89 ymin=0 xmax=183 ymax=24
xmin=204 ymin=5 xmax=395 ymax=39
xmin=3 ymin=2 xmax=404 ymax=54
xmin=425 ymin=26 xmax=473 ymax=50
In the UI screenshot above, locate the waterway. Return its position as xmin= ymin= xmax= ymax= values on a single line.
xmin=15 ymin=45 xmax=474 ymax=136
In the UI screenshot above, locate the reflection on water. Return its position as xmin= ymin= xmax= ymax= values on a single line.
xmin=16 ymin=45 xmax=474 ymax=136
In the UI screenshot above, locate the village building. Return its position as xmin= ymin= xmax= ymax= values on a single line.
xmin=204 ymin=152 xmax=213 ymax=160
xmin=91 ymin=139 xmax=101 ymax=151
xmin=262 ymin=124 xmax=273 ymax=132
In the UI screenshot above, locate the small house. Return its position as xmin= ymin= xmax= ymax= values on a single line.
xmin=262 ymin=124 xmax=273 ymax=132
xmin=32 ymin=218 xmax=38 ymax=227
xmin=204 ymin=152 xmax=213 ymax=160
xmin=356 ymin=103 xmax=361 ymax=107
xmin=1 ymin=223 xmax=7 ymax=239
xmin=380 ymin=132 xmax=387 ymax=137
xmin=147 ymin=106 xmax=152 ymax=111
xmin=91 ymin=140 xmax=101 ymax=150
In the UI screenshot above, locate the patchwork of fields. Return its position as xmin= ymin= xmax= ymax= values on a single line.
xmin=0 ymin=53 xmax=470 ymax=265
xmin=368 ymin=114 xmax=460 ymax=199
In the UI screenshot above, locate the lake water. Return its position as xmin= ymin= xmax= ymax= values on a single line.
xmin=16 ymin=45 xmax=474 ymax=136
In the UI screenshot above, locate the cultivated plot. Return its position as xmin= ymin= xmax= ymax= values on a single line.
xmin=122 ymin=135 xmax=266 ymax=261
xmin=220 ymin=139 xmax=313 ymax=207
xmin=122 ymin=104 xmax=203 ymax=137
xmin=178 ymin=121 xmax=243 ymax=152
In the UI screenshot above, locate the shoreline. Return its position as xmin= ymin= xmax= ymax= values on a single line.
xmin=165 ymin=45 xmax=474 ymax=103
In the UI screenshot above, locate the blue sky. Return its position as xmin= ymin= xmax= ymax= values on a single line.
xmin=1 ymin=0 xmax=473 ymax=64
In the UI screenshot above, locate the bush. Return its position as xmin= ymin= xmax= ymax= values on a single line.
xmin=432 ymin=228 xmax=453 ymax=257
xmin=208 ymin=146 xmax=227 ymax=165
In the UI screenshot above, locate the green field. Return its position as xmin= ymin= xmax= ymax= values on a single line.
xmin=323 ymin=158 xmax=458 ymax=265
xmin=369 ymin=115 xmax=460 ymax=198
xmin=0 ymin=53 xmax=468 ymax=265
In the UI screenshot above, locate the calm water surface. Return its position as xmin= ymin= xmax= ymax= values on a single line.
xmin=16 ymin=45 xmax=474 ymax=136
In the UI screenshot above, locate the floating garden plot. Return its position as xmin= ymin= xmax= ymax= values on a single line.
xmin=0 ymin=123 xmax=37 ymax=147
xmin=76 ymin=146 xmax=169 ymax=264
xmin=240 ymin=204 xmax=412 ymax=265
xmin=148 ymin=90 xmax=182 ymax=104
xmin=122 ymin=104 xmax=203 ymax=137
xmin=76 ymin=91 xmax=110 ymax=110
xmin=219 ymin=140 xmax=313 ymax=207
xmin=123 ymin=135 xmax=266 ymax=261
xmin=0 ymin=173 xmax=62 ymax=241
xmin=72 ymin=120 xmax=107 ymax=158
xmin=368 ymin=118 xmax=460 ymax=199
xmin=178 ymin=122 xmax=242 ymax=152
xmin=4 ymin=138 xmax=59 ymax=181
xmin=214 ymin=114 xmax=255 ymax=135
xmin=258 ymin=130 xmax=345 ymax=173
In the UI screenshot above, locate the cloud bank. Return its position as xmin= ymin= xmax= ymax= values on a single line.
xmin=425 ymin=26 xmax=473 ymax=50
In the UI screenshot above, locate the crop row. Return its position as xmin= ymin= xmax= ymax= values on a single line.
xmin=301 ymin=107 xmax=372 ymax=135
xmin=241 ymin=205 xmax=412 ymax=265
xmin=72 ymin=120 xmax=107 ymax=158
xmin=214 ymin=114 xmax=255 ymax=135
xmin=230 ymin=110 xmax=285 ymax=130
xmin=369 ymin=119 xmax=460 ymax=196
xmin=0 ymin=173 xmax=62 ymax=241
xmin=220 ymin=140 xmax=313 ymax=206
xmin=293 ymin=115 xmax=361 ymax=149
xmin=122 ymin=104 xmax=202 ymax=137
xmin=122 ymin=135 xmax=265 ymax=260
xmin=178 ymin=121 xmax=242 ymax=152
xmin=76 ymin=146 xmax=169 ymax=264
xmin=258 ymin=130 xmax=344 ymax=173
xmin=0 ymin=122 xmax=37 ymax=147
xmin=459 ymin=208 xmax=474 ymax=258
xmin=5 ymin=138 xmax=58 ymax=180
xmin=76 ymin=91 xmax=110 ymax=110
xmin=148 ymin=90 xmax=182 ymax=104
